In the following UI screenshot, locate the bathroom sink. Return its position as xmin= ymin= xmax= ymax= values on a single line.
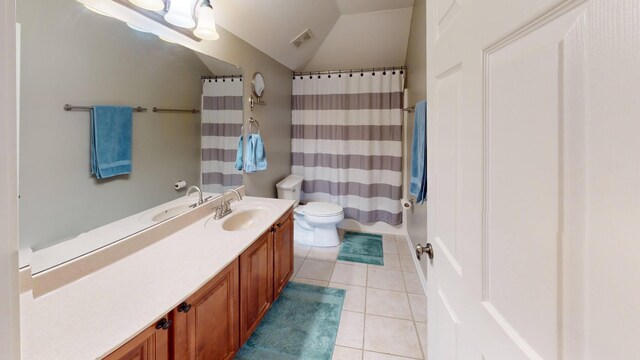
xmin=149 ymin=203 xmax=195 ymax=222
xmin=221 ymin=208 xmax=268 ymax=231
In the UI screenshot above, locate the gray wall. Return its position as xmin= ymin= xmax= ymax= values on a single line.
xmin=404 ymin=0 xmax=428 ymax=247
xmin=193 ymin=28 xmax=293 ymax=198
xmin=18 ymin=0 xmax=213 ymax=250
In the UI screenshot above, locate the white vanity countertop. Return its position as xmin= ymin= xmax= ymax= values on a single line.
xmin=19 ymin=196 xmax=294 ymax=360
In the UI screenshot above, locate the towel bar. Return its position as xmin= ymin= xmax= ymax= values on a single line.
xmin=64 ymin=104 xmax=147 ymax=112
xmin=153 ymin=107 xmax=200 ymax=114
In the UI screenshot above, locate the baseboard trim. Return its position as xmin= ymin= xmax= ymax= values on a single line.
xmin=401 ymin=230 xmax=428 ymax=296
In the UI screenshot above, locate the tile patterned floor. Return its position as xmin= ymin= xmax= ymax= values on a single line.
xmin=291 ymin=230 xmax=428 ymax=360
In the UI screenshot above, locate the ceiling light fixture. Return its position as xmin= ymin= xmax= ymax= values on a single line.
xmin=164 ymin=0 xmax=196 ymax=28
xmin=125 ymin=0 xmax=220 ymax=41
xmin=128 ymin=0 xmax=165 ymax=11
xmin=193 ymin=0 xmax=219 ymax=40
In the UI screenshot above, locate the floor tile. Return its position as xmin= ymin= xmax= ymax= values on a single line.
xmin=408 ymin=294 xmax=428 ymax=322
xmin=402 ymin=272 xmax=425 ymax=295
xmin=329 ymin=282 xmax=366 ymax=313
xmin=292 ymin=278 xmax=329 ymax=287
xmin=294 ymin=243 xmax=311 ymax=258
xmin=382 ymin=239 xmax=398 ymax=254
xmin=415 ymin=322 xmax=428 ymax=359
xmin=363 ymin=315 xmax=423 ymax=359
xmin=367 ymin=268 xmax=406 ymax=292
xmin=363 ymin=351 xmax=418 ymax=359
xmin=336 ymin=311 xmax=365 ymax=349
xmin=294 ymin=256 xmax=304 ymax=276
xmin=337 ymin=259 xmax=368 ymax=268
xmin=366 ymin=288 xmax=412 ymax=320
xmin=333 ymin=346 xmax=363 ymax=360
xmin=382 ymin=233 xmax=396 ymax=241
xmin=331 ymin=262 xmax=368 ymax=287
xmin=369 ymin=252 xmax=401 ymax=271
xmin=395 ymin=239 xmax=412 ymax=257
xmin=308 ymin=246 xmax=340 ymax=262
xmin=399 ymin=255 xmax=417 ymax=273
xmin=296 ymin=259 xmax=335 ymax=281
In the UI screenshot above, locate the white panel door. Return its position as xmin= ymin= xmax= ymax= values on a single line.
xmin=425 ymin=0 xmax=640 ymax=358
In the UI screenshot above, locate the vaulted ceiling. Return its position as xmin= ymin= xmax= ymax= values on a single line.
xmin=212 ymin=0 xmax=414 ymax=71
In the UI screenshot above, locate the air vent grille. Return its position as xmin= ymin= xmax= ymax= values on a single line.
xmin=290 ymin=28 xmax=313 ymax=48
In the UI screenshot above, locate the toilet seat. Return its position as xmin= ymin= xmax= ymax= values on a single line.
xmin=296 ymin=202 xmax=344 ymax=217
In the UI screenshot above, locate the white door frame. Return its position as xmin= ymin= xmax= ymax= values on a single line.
xmin=0 ymin=0 xmax=20 ymax=359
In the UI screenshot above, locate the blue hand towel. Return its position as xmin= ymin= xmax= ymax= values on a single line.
xmin=91 ymin=106 xmax=133 ymax=179
xmin=244 ymin=132 xmax=267 ymax=173
xmin=234 ymin=134 xmax=243 ymax=171
xmin=409 ymin=101 xmax=427 ymax=203
xmin=254 ymin=133 xmax=267 ymax=171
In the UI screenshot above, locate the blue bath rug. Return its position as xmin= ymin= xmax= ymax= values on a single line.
xmin=337 ymin=231 xmax=384 ymax=265
xmin=235 ymin=282 xmax=345 ymax=360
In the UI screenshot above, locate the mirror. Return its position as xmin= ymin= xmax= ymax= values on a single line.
xmin=251 ymin=72 xmax=266 ymax=98
xmin=17 ymin=0 xmax=244 ymax=272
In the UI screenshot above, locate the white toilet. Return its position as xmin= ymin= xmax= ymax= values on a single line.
xmin=276 ymin=175 xmax=344 ymax=247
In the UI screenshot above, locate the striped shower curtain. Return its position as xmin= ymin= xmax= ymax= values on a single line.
xmin=201 ymin=77 xmax=243 ymax=194
xmin=292 ymin=71 xmax=405 ymax=225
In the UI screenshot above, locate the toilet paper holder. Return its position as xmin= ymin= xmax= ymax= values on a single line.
xmin=402 ymin=198 xmax=414 ymax=209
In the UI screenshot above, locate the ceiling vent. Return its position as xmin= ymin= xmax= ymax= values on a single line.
xmin=290 ymin=28 xmax=313 ymax=48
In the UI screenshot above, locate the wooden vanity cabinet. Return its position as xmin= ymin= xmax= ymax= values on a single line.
xmin=105 ymin=209 xmax=294 ymax=360
xmin=171 ymin=259 xmax=239 ymax=360
xmin=239 ymin=229 xmax=274 ymax=343
xmin=104 ymin=317 xmax=170 ymax=360
xmin=272 ymin=209 xmax=294 ymax=300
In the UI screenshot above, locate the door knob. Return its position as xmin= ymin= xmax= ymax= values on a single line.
xmin=416 ymin=243 xmax=434 ymax=260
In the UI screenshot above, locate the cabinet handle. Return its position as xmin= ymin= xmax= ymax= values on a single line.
xmin=271 ymin=226 xmax=276 ymax=233
xmin=155 ymin=318 xmax=172 ymax=330
xmin=276 ymin=223 xmax=282 ymax=228
xmin=178 ymin=302 xmax=192 ymax=313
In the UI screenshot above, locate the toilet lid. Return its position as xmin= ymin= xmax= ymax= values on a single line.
xmin=302 ymin=202 xmax=343 ymax=217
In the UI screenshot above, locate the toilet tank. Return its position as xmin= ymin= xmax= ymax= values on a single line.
xmin=276 ymin=175 xmax=304 ymax=206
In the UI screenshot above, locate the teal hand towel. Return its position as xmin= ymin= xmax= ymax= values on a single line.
xmin=244 ymin=132 xmax=267 ymax=173
xmin=234 ymin=134 xmax=243 ymax=171
xmin=91 ymin=106 xmax=133 ymax=179
xmin=409 ymin=100 xmax=427 ymax=203
xmin=254 ymin=133 xmax=267 ymax=171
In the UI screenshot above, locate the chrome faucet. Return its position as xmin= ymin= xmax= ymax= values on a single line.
xmin=186 ymin=185 xmax=204 ymax=206
xmin=214 ymin=188 xmax=243 ymax=220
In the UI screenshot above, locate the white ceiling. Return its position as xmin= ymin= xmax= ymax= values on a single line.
xmin=212 ymin=0 xmax=414 ymax=71
xmin=304 ymin=8 xmax=413 ymax=71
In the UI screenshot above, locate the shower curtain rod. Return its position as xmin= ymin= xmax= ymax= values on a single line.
xmin=293 ymin=66 xmax=406 ymax=76
xmin=201 ymin=75 xmax=243 ymax=80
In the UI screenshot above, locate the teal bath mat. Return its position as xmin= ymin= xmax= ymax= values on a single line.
xmin=337 ymin=231 xmax=384 ymax=265
xmin=235 ymin=282 xmax=345 ymax=360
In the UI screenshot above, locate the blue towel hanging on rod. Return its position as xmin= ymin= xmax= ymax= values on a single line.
xmin=409 ymin=100 xmax=427 ymax=203
xmin=91 ymin=105 xmax=133 ymax=179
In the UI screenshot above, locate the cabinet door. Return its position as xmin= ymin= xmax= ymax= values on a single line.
xmin=172 ymin=259 xmax=239 ymax=360
xmin=239 ymin=230 xmax=274 ymax=343
xmin=104 ymin=318 xmax=170 ymax=360
xmin=273 ymin=210 xmax=294 ymax=300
